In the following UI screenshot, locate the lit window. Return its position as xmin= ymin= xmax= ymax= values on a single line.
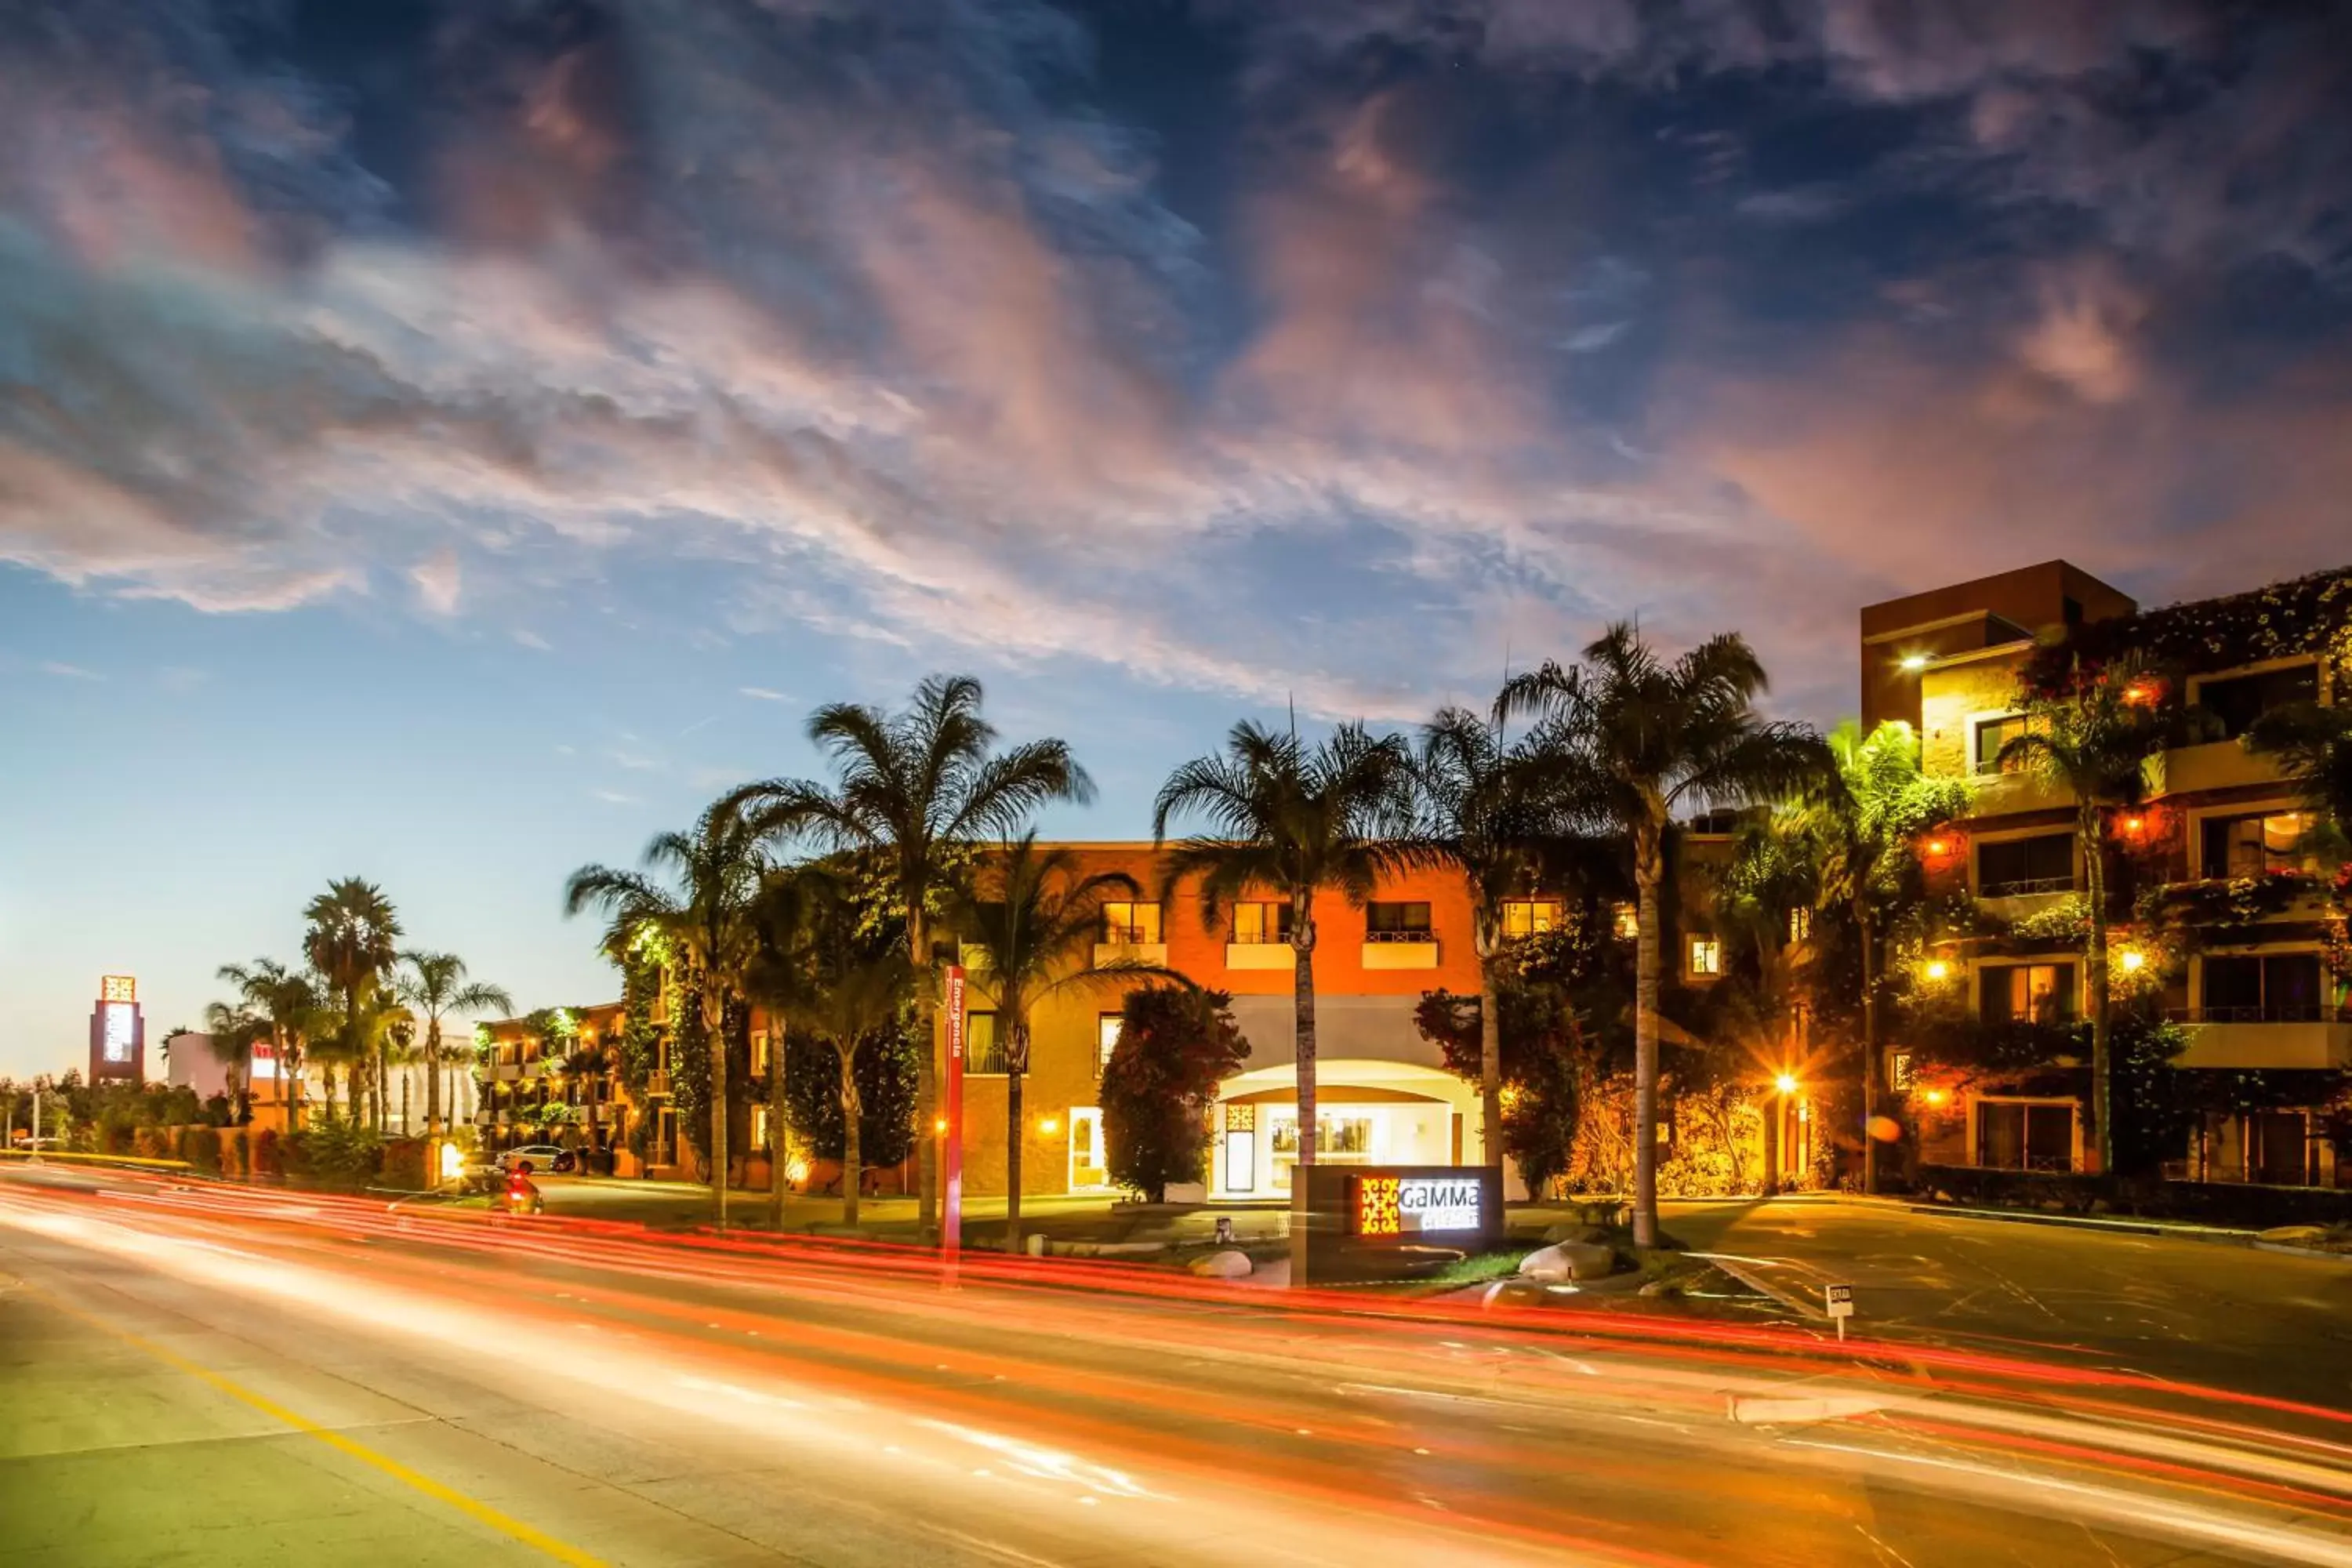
xmin=750 ymin=1030 xmax=771 ymax=1074
xmin=2201 ymin=810 xmax=2314 ymax=879
xmin=1098 ymin=1014 xmax=1122 ymax=1073
xmin=1501 ymin=898 xmax=1563 ymax=939
xmin=1099 ymin=901 xmax=1163 ymax=945
xmin=965 ymin=1011 xmax=1007 ymax=1075
xmin=1231 ymin=901 xmax=1293 ymax=945
xmin=1980 ymin=963 xmax=2076 ymax=1024
xmin=1613 ymin=903 xmax=1639 ymax=940
xmin=1788 ymin=907 xmax=1812 ymax=942
xmin=1688 ymin=937 xmax=1722 ymax=977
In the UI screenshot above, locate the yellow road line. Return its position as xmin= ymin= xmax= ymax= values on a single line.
xmin=27 ymin=1284 xmax=607 ymax=1567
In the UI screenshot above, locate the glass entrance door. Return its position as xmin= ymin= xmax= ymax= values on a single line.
xmin=1069 ymin=1107 xmax=1108 ymax=1191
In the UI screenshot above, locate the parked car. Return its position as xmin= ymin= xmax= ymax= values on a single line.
xmin=496 ymin=1144 xmax=578 ymax=1175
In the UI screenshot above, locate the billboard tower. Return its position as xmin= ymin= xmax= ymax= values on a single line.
xmin=89 ymin=975 xmax=145 ymax=1083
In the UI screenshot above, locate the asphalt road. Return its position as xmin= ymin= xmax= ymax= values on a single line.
xmin=1662 ymin=1198 xmax=2352 ymax=1409
xmin=6 ymin=1167 xmax=2352 ymax=1567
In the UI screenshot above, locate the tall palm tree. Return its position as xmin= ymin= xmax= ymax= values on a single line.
xmin=1998 ymin=658 xmax=2169 ymax=1177
xmin=216 ymin=959 xmax=324 ymax=1128
xmin=199 ymin=1003 xmax=260 ymax=1122
xmin=725 ymin=674 xmax=1092 ymax=1237
xmin=1802 ymin=720 xmax=1974 ymax=1192
xmin=1501 ymin=626 xmax=1829 ymax=1246
xmin=1412 ymin=706 xmax=1577 ymax=1176
xmin=1155 ymin=720 xmax=1417 ymax=1192
xmin=394 ymin=953 xmax=514 ymax=1142
xmin=946 ymin=832 xmax=1171 ymax=1253
xmin=303 ymin=879 xmax=402 ymax=1128
xmin=565 ymin=800 xmax=767 ymax=1226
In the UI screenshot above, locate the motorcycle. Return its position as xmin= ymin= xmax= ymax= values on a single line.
xmin=501 ymin=1169 xmax=545 ymax=1216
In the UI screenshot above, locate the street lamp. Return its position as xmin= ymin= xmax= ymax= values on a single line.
xmin=1774 ymin=1073 xmax=1798 ymax=1096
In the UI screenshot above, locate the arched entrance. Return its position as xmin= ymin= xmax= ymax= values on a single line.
xmin=1210 ymin=1061 xmax=1479 ymax=1200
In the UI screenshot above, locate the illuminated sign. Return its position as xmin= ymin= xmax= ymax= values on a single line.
xmin=249 ymin=1040 xmax=279 ymax=1080
xmin=102 ymin=975 xmax=136 ymax=1004
xmin=1350 ymin=1174 xmax=1485 ymax=1238
xmin=101 ymin=1002 xmax=136 ymax=1064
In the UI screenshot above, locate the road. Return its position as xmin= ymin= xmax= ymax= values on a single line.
xmin=6 ymin=1167 xmax=2352 ymax=1567
xmin=1663 ymin=1198 xmax=2352 ymax=1409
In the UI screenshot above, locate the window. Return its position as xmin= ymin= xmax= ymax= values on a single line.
xmin=1788 ymin=906 xmax=1813 ymax=943
xmin=964 ymin=1011 xmax=1007 ymax=1075
xmin=750 ymin=1029 xmax=771 ymax=1075
xmin=1099 ymin=901 xmax=1163 ymax=945
xmin=1097 ymin=1014 xmax=1123 ymax=1073
xmin=1976 ymin=1102 xmax=2074 ymax=1171
xmin=1980 ymin=962 xmax=2076 ymax=1024
xmin=2197 ymin=663 xmax=2317 ymax=740
xmin=1231 ymin=901 xmax=1292 ymax=945
xmin=1977 ymin=832 xmax=2073 ymax=897
xmin=1687 ymin=936 xmax=1722 ymax=977
xmin=2201 ymin=810 xmax=2314 ymax=879
xmin=2201 ymin=953 xmax=2326 ymax=1022
xmin=1974 ymin=714 xmax=2031 ymax=775
xmin=1366 ymin=901 xmax=1434 ymax=941
xmin=1612 ymin=902 xmax=1639 ymax=940
xmin=1501 ymin=898 xmax=1563 ymax=939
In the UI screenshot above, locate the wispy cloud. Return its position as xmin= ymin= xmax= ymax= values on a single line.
xmin=40 ymin=660 xmax=102 ymax=681
xmin=738 ymin=687 xmax=791 ymax=702
xmin=511 ymin=630 xmax=552 ymax=652
xmin=591 ymin=789 xmax=639 ymax=806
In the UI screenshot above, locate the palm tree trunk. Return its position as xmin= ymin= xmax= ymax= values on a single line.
xmin=2085 ymin=800 xmax=2114 ymax=1177
xmin=1632 ymin=838 xmax=1663 ymax=1250
xmin=1006 ymin=1018 xmax=1027 ymax=1256
xmin=840 ymin=1044 xmax=862 ymax=1229
xmin=1476 ymin=912 xmax=1503 ymax=1176
xmin=909 ymin=912 xmax=938 ymax=1240
xmin=1293 ymin=901 xmax=1318 ymax=1186
xmin=768 ymin=1028 xmax=789 ymax=1229
xmin=1857 ymin=896 xmax=1878 ymax=1196
xmin=425 ymin=1022 xmax=442 ymax=1141
xmin=706 ymin=982 xmax=729 ymax=1229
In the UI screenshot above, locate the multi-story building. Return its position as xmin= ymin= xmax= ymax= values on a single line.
xmin=474 ymin=1002 xmax=633 ymax=1163
xmin=1867 ymin=561 xmax=2350 ymax=1188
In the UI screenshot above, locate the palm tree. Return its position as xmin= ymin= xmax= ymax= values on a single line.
xmin=198 ymin=1004 xmax=260 ymax=1121
xmin=1801 ymin=720 xmax=1974 ymax=1192
xmin=1500 ymin=626 xmax=1829 ymax=1247
xmin=947 ymin=832 xmax=1171 ymax=1253
xmin=303 ymin=879 xmax=402 ymax=1128
xmin=770 ymin=922 xmax=913 ymax=1230
xmin=1997 ymin=658 xmax=2169 ymax=1177
xmin=1155 ymin=720 xmax=1417 ymax=1192
xmin=565 ymin=800 xmax=767 ymax=1226
xmin=394 ymin=953 xmax=514 ymax=1142
xmin=725 ymin=675 xmax=1092 ymax=1238
xmin=1413 ymin=706 xmax=1577 ymax=1176
xmin=216 ymin=959 xmax=324 ymax=1128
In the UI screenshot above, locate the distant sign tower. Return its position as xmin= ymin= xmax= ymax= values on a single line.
xmin=89 ymin=975 xmax=145 ymax=1083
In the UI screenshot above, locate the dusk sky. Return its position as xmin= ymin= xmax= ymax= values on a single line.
xmin=5 ymin=0 xmax=2351 ymax=1078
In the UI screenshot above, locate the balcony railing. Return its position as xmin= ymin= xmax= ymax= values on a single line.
xmin=1365 ymin=927 xmax=1438 ymax=943
xmin=645 ymin=1069 xmax=672 ymax=1097
xmin=2167 ymin=1004 xmax=2352 ymax=1025
xmin=1979 ymin=876 xmax=2076 ymax=898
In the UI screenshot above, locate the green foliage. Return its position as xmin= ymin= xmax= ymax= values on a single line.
xmin=615 ymin=953 xmax=665 ymax=1097
xmin=281 ymin=1116 xmax=386 ymax=1188
xmin=182 ymin=1126 xmax=222 ymax=1174
xmin=1100 ymin=986 xmax=1250 ymax=1201
xmin=2021 ymin=563 xmax=2352 ymax=697
xmin=783 ymin=1025 xmax=920 ymax=1166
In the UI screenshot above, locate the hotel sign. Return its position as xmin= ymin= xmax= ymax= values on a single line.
xmin=1350 ymin=1173 xmax=1486 ymax=1238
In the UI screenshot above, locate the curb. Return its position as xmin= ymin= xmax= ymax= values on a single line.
xmin=1895 ymin=1201 xmax=2256 ymax=1242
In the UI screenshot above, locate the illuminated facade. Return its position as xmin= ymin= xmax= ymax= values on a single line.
xmin=1868 ymin=561 xmax=2351 ymax=1187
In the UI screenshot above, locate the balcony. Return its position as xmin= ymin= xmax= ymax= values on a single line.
xmin=2151 ymin=740 xmax=2282 ymax=798
xmin=645 ymin=1069 xmax=672 ymax=1098
xmin=1361 ymin=931 xmax=1439 ymax=970
xmin=2166 ymin=1007 xmax=2352 ymax=1069
xmin=492 ymin=1062 xmax=525 ymax=1083
xmin=1092 ymin=941 xmax=1169 ymax=970
xmin=1963 ymin=768 xmax=2071 ymax=816
xmin=1225 ymin=942 xmax=1295 ymax=970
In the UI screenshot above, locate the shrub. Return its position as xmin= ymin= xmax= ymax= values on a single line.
xmin=282 ymin=1119 xmax=384 ymax=1189
xmin=133 ymin=1126 xmax=169 ymax=1161
xmin=183 ymin=1127 xmax=223 ymax=1175
xmin=251 ymin=1127 xmax=282 ymax=1179
xmin=378 ymin=1138 xmax=430 ymax=1192
xmin=1101 ymin=985 xmax=1250 ymax=1202
xmin=223 ymin=1128 xmax=250 ymax=1180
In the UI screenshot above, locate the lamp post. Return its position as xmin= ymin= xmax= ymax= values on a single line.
xmin=1766 ymin=1074 xmax=1798 ymax=1197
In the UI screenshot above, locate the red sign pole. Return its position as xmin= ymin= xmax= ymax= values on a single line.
xmin=942 ymin=965 xmax=966 ymax=1286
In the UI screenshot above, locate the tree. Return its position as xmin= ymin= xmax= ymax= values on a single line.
xmin=216 ymin=959 xmax=324 ymax=1128
xmin=565 ymin=801 xmax=767 ymax=1226
xmin=1412 ymin=706 xmax=1576 ymax=1179
xmin=946 ymin=832 xmax=1169 ymax=1252
xmin=303 ymin=879 xmax=402 ymax=1129
xmin=1500 ymin=626 xmax=1829 ymax=1246
xmin=560 ymin=1045 xmax=613 ymax=1163
xmin=194 ymin=1010 xmax=259 ymax=1123
xmin=1155 ymin=720 xmax=1416 ymax=1189
xmin=725 ymin=674 xmax=1091 ymax=1239
xmin=394 ymin=953 xmax=514 ymax=1142
xmin=1799 ymin=721 xmax=1973 ymax=1192
xmin=1998 ymin=658 xmax=2170 ymax=1177
xmin=1100 ymin=985 xmax=1250 ymax=1202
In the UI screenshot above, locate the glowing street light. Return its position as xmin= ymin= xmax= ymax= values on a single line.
xmin=1899 ymin=653 xmax=1929 ymax=672
xmin=1926 ymin=959 xmax=1951 ymax=982
xmin=1774 ymin=1073 xmax=1798 ymax=1096
xmin=2119 ymin=948 xmax=2147 ymax=973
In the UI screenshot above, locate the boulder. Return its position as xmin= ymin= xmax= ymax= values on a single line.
xmin=1519 ymin=1241 xmax=1615 ymax=1283
xmin=1189 ymin=1249 xmax=1254 ymax=1279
